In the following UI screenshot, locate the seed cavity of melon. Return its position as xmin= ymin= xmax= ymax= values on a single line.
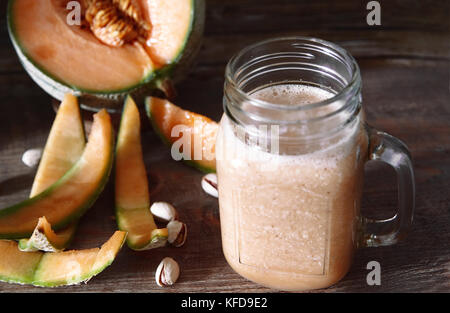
xmin=84 ymin=0 xmax=151 ymax=47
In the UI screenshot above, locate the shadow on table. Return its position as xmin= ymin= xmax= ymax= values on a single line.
xmin=0 ymin=173 xmax=35 ymax=197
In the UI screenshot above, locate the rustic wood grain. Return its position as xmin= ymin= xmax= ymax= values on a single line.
xmin=0 ymin=1 xmax=449 ymax=293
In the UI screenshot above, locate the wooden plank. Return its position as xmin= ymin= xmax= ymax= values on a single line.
xmin=204 ymin=0 xmax=450 ymax=34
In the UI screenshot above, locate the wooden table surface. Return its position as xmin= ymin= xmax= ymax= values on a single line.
xmin=0 ymin=1 xmax=449 ymax=293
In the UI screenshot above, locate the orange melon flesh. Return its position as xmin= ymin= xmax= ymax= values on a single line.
xmin=10 ymin=0 xmax=195 ymax=92
xmin=30 ymin=94 xmax=85 ymax=197
xmin=143 ymin=0 xmax=194 ymax=66
xmin=0 ymin=110 xmax=114 ymax=238
xmin=0 ymin=231 xmax=126 ymax=287
xmin=145 ymin=97 xmax=217 ymax=172
xmin=115 ymin=96 xmax=166 ymax=250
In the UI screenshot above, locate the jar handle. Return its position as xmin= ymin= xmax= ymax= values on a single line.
xmin=360 ymin=125 xmax=415 ymax=247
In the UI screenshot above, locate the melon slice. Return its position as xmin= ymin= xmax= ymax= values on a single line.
xmin=0 ymin=109 xmax=114 ymax=239
xmin=8 ymin=0 xmax=204 ymax=109
xmin=18 ymin=94 xmax=85 ymax=251
xmin=115 ymin=96 xmax=167 ymax=250
xmin=0 ymin=231 xmax=126 ymax=287
xmin=145 ymin=97 xmax=217 ymax=173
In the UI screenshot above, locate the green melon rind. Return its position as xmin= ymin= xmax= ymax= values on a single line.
xmin=7 ymin=0 xmax=204 ymax=110
xmin=0 ymin=129 xmax=114 ymax=240
xmin=144 ymin=98 xmax=216 ymax=174
xmin=0 ymin=272 xmax=38 ymax=285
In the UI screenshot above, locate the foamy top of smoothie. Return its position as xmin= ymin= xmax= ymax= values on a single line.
xmin=218 ymin=84 xmax=361 ymax=165
xmin=251 ymin=83 xmax=335 ymax=106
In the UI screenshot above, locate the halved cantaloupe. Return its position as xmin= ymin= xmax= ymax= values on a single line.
xmin=0 ymin=231 xmax=126 ymax=287
xmin=8 ymin=0 xmax=205 ymax=109
xmin=115 ymin=96 xmax=167 ymax=250
xmin=18 ymin=94 xmax=86 ymax=251
xmin=0 ymin=109 xmax=114 ymax=239
xmin=145 ymin=96 xmax=217 ymax=173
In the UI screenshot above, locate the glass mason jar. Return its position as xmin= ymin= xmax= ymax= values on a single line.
xmin=215 ymin=37 xmax=415 ymax=291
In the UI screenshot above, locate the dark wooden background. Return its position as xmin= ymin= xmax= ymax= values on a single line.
xmin=0 ymin=0 xmax=449 ymax=293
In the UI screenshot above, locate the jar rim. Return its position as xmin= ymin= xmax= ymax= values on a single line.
xmin=225 ymin=36 xmax=361 ymax=112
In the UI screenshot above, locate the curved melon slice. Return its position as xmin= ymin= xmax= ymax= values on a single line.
xmin=115 ymin=96 xmax=167 ymax=250
xmin=0 ymin=231 xmax=126 ymax=287
xmin=145 ymin=97 xmax=217 ymax=173
xmin=8 ymin=0 xmax=204 ymax=108
xmin=19 ymin=94 xmax=85 ymax=251
xmin=0 ymin=109 xmax=114 ymax=239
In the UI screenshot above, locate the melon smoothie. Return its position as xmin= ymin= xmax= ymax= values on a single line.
xmin=216 ymin=37 xmax=415 ymax=291
xmin=217 ymin=84 xmax=367 ymax=290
